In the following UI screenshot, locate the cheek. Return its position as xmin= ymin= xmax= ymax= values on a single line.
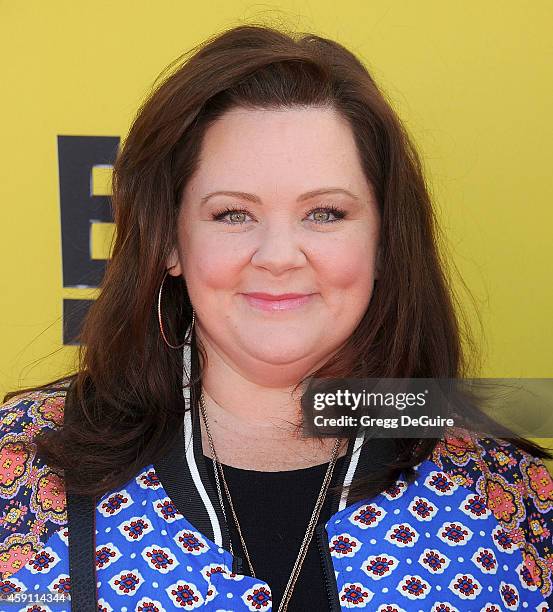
xmin=315 ymin=231 xmax=377 ymax=289
xmin=182 ymin=233 xmax=244 ymax=290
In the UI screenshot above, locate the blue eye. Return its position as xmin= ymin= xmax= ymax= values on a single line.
xmin=211 ymin=205 xmax=347 ymax=224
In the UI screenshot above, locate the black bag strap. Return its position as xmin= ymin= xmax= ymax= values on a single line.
xmin=67 ymin=492 xmax=97 ymax=611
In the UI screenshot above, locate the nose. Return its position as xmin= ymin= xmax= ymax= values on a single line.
xmin=250 ymin=219 xmax=307 ymax=275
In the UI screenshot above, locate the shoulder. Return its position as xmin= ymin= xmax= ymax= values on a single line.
xmin=0 ymin=383 xmax=69 ymax=437
xmin=0 ymin=382 xmax=70 ymax=579
xmin=429 ymin=426 xmax=553 ymax=600
xmin=430 ymin=427 xmax=553 ymax=515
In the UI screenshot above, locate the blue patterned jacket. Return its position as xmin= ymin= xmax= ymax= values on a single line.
xmin=0 ymin=383 xmax=552 ymax=611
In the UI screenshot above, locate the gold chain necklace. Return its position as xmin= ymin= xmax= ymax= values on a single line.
xmin=198 ymin=393 xmax=342 ymax=612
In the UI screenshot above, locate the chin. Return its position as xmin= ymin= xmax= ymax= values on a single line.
xmin=245 ymin=341 xmax=317 ymax=366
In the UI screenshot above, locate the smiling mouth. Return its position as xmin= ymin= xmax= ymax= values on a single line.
xmin=242 ymin=293 xmax=315 ymax=312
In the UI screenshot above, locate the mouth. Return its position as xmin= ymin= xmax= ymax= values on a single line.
xmin=241 ymin=292 xmax=315 ymax=312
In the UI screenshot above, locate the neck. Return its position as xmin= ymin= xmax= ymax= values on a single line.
xmin=195 ymin=332 xmax=348 ymax=470
xmin=196 ymin=330 xmax=320 ymax=441
xmin=200 ymin=363 xmax=309 ymax=444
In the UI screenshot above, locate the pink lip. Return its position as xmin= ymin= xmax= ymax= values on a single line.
xmin=242 ymin=292 xmax=315 ymax=312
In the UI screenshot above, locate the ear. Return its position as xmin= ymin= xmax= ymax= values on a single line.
xmin=166 ymin=247 xmax=182 ymax=277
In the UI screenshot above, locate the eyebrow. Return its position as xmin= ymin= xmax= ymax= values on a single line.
xmin=199 ymin=187 xmax=360 ymax=206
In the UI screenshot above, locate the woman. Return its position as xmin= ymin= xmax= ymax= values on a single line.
xmin=1 ymin=24 xmax=552 ymax=611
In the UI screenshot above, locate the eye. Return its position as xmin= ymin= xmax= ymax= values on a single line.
xmin=211 ymin=207 xmax=252 ymax=224
xmin=305 ymin=205 xmax=347 ymax=224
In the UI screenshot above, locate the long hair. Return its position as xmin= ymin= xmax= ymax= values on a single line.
xmin=5 ymin=23 xmax=551 ymax=499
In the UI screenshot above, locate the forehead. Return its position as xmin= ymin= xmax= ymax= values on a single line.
xmin=185 ymin=106 xmax=372 ymax=200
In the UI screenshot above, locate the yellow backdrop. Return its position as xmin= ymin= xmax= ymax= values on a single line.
xmin=1 ymin=2 xmax=551 ymax=467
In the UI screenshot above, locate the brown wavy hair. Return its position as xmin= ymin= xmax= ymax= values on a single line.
xmin=4 ymin=23 xmax=551 ymax=499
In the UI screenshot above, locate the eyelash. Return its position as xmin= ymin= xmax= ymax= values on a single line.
xmin=211 ymin=205 xmax=347 ymax=225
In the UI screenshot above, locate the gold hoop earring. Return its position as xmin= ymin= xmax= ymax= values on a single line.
xmin=157 ymin=269 xmax=195 ymax=349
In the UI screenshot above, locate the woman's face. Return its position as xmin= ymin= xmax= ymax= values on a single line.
xmin=168 ymin=106 xmax=381 ymax=383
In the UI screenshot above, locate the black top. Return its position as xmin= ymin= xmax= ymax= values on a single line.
xmin=203 ymin=452 xmax=347 ymax=612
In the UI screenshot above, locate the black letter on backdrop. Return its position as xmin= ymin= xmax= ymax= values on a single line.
xmin=57 ymin=135 xmax=120 ymax=345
